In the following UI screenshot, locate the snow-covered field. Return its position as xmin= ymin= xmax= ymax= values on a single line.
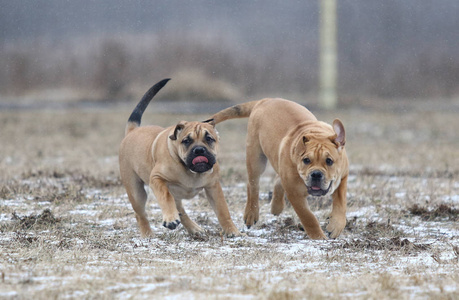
xmin=0 ymin=106 xmax=458 ymax=299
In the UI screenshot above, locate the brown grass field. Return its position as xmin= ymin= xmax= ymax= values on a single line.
xmin=0 ymin=100 xmax=458 ymax=299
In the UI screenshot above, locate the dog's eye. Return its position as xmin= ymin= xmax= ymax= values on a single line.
xmin=181 ymin=137 xmax=192 ymax=145
xmin=326 ymin=158 xmax=334 ymax=166
xmin=303 ymin=158 xmax=311 ymax=165
xmin=205 ymin=134 xmax=215 ymax=144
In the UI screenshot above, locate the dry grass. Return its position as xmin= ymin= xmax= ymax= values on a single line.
xmin=0 ymin=102 xmax=458 ymax=299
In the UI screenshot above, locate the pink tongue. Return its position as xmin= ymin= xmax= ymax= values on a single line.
xmin=192 ymin=156 xmax=208 ymax=165
xmin=311 ymin=186 xmax=321 ymax=191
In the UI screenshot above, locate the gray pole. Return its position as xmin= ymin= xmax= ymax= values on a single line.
xmin=319 ymin=0 xmax=337 ymax=109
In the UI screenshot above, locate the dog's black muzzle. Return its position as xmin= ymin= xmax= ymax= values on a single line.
xmin=306 ymin=171 xmax=332 ymax=196
xmin=186 ymin=146 xmax=216 ymax=173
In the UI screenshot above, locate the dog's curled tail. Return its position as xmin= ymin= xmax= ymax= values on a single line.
xmin=125 ymin=78 xmax=170 ymax=136
xmin=207 ymin=100 xmax=259 ymax=125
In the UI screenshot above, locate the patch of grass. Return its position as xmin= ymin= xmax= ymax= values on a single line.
xmin=0 ymin=179 xmax=34 ymax=199
xmin=21 ymin=169 xmax=121 ymax=189
xmin=341 ymin=237 xmax=430 ymax=253
xmin=0 ymin=173 xmax=99 ymax=206
xmin=364 ymin=220 xmax=406 ymax=238
xmin=343 ymin=217 xmax=406 ymax=238
xmin=266 ymin=289 xmax=296 ymax=300
xmin=408 ymin=204 xmax=458 ymax=221
xmin=11 ymin=209 xmax=61 ymax=230
xmin=355 ymin=167 xmax=458 ymax=179
xmin=260 ymin=217 xmax=299 ymax=232
xmin=13 ymin=232 xmax=40 ymax=246
xmin=256 ymin=217 xmax=305 ymax=243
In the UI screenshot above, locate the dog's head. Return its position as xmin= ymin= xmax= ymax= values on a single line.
xmin=292 ymin=119 xmax=347 ymax=197
xmin=169 ymin=119 xmax=218 ymax=173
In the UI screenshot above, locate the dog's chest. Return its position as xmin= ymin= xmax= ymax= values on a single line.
xmin=167 ymin=182 xmax=204 ymax=200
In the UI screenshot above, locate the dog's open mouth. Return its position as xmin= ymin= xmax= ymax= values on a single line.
xmin=307 ymin=181 xmax=332 ymax=197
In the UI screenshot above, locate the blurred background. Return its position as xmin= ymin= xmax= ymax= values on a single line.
xmin=1 ymin=0 xmax=459 ymax=107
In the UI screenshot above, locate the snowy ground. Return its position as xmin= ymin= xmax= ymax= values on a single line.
xmin=0 ymin=106 xmax=458 ymax=299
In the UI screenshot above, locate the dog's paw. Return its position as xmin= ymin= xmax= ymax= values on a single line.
xmin=298 ymin=223 xmax=327 ymax=240
xmin=181 ymin=219 xmax=205 ymax=235
xmin=326 ymin=215 xmax=346 ymax=239
xmin=140 ymin=228 xmax=154 ymax=238
xmin=308 ymin=231 xmax=328 ymax=240
xmin=190 ymin=231 xmax=208 ymax=241
xmin=162 ymin=219 xmax=181 ymax=230
xmin=243 ymin=211 xmax=259 ymax=229
xmin=185 ymin=225 xmax=205 ymax=235
xmin=222 ymin=227 xmax=244 ymax=238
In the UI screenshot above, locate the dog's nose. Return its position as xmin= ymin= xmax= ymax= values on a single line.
xmin=311 ymin=171 xmax=323 ymax=180
xmin=193 ymin=146 xmax=206 ymax=155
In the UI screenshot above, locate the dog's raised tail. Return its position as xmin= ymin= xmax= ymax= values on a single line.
xmin=206 ymin=100 xmax=259 ymax=125
xmin=125 ymin=78 xmax=170 ymax=135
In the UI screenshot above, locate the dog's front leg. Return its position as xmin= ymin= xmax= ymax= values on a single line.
xmin=286 ymin=190 xmax=327 ymax=240
xmin=150 ymin=175 xmax=181 ymax=230
xmin=326 ymin=175 xmax=347 ymax=238
xmin=205 ymin=182 xmax=241 ymax=237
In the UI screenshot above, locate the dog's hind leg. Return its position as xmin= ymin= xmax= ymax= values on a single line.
xmin=123 ymin=175 xmax=153 ymax=237
xmin=175 ymin=199 xmax=205 ymax=236
xmin=270 ymin=176 xmax=285 ymax=215
xmin=244 ymin=141 xmax=267 ymax=228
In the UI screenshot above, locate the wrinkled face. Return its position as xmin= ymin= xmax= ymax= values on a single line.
xmin=169 ymin=121 xmax=218 ymax=173
xmin=295 ymin=136 xmax=343 ymax=197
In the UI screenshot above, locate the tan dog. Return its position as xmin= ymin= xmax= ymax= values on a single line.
xmin=119 ymin=79 xmax=240 ymax=237
xmin=208 ymin=98 xmax=349 ymax=239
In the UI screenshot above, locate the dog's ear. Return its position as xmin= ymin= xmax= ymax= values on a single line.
xmin=202 ymin=118 xmax=216 ymax=127
xmin=332 ymin=119 xmax=346 ymax=151
xmin=291 ymin=135 xmax=308 ymax=160
xmin=169 ymin=121 xmax=186 ymax=140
